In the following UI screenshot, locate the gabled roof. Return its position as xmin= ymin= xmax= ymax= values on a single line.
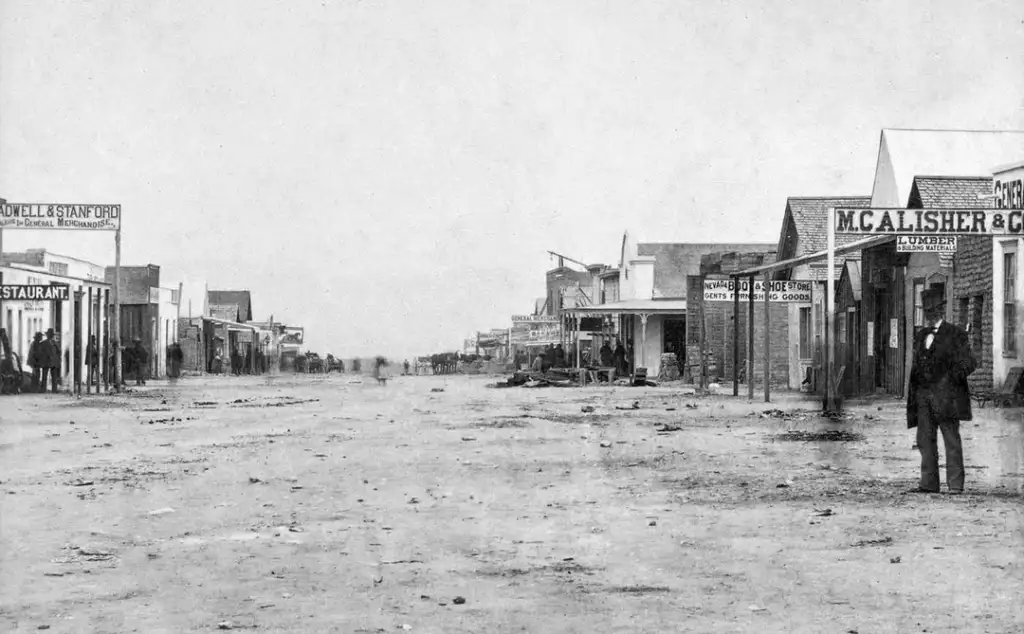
xmin=782 ymin=196 xmax=872 ymax=256
xmin=207 ymin=290 xmax=253 ymax=322
xmin=908 ymin=175 xmax=994 ymax=209
xmin=872 ymin=129 xmax=1024 ymax=207
xmin=636 ymin=242 xmax=776 ymax=298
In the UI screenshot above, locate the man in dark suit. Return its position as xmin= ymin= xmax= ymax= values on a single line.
xmin=906 ymin=289 xmax=976 ymax=494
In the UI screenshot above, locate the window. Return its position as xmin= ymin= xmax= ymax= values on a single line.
xmin=972 ymin=295 xmax=984 ymax=355
xmin=913 ymin=280 xmax=925 ymax=331
xmin=799 ymin=307 xmax=811 ymax=359
xmin=1004 ymin=250 xmax=1017 ymax=354
xmin=838 ymin=313 xmax=847 ymax=344
xmin=170 ymin=289 xmax=180 ymax=304
xmin=958 ymin=297 xmax=970 ymax=329
xmin=48 ymin=262 xmax=68 ymax=276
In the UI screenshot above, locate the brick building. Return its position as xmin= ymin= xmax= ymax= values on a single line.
xmin=687 ymin=251 xmax=791 ymax=388
xmin=105 ymin=264 xmax=160 ymax=377
xmin=910 ymin=176 xmax=994 ymax=393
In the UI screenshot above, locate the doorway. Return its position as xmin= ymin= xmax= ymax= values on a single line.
xmin=663 ymin=318 xmax=686 ymax=375
xmin=873 ymin=288 xmax=889 ymax=389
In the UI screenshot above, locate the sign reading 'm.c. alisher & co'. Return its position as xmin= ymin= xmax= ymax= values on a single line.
xmin=834 ymin=207 xmax=1024 ymax=235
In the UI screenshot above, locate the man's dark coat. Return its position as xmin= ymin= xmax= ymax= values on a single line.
xmin=906 ymin=321 xmax=976 ymax=429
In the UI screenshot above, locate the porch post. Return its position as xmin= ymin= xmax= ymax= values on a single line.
xmin=733 ymin=275 xmax=739 ymax=396
xmin=747 ymin=275 xmax=755 ymax=400
xmin=699 ymin=273 xmax=707 ymax=390
xmin=639 ymin=313 xmax=649 ymax=368
xmin=825 ymin=207 xmax=838 ymax=412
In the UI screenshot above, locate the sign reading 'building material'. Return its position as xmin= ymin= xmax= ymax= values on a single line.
xmin=0 ymin=284 xmax=70 ymax=301
xmin=0 ymin=203 xmax=121 ymax=231
xmin=896 ymin=236 xmax=958 ymax=252
xmin=833 ymin=207 xmax=1020 ymax=235
xmin=703 ymin=280 xmax=812 ymax=303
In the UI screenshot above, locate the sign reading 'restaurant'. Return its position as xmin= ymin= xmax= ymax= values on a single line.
xmin=0 ymin=203 xmax=121 ymax=231
xmin=834 ymin=207 xmax=1020 ymax=235
xmin=703 ymin=280 xmax=812 ymax=303
xmin=896 ymin=236 xmax=958 ymax=252
xmin=0 ymin=284 xmax=70 ymax=301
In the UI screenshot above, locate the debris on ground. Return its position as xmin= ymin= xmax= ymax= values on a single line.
xmin=431 ymin=388 xmax=445 ymax=393
xmin=851 ymin=536 xmax=893 ymax=547
xmin=773 ymin=430 xmax=865 ymax=442
xmin=655 ymin=424 xmax=683 ymax=433
xmin=581 ymin=405 xmax=596 ymax=413
xmin=889 ymin=556 xmax=902 ymax=564
xmin=147 ymin=507 xmax=176 ymax=517
xmin=453 ymin=596 xmax=466 ymax=605
xmin=614 ymin=401 xmax=641 ymax=410
xmin=813 ymin=508 xmax=834 ymax=517
xmin=599 ymin=441 xmax=612 ymax=448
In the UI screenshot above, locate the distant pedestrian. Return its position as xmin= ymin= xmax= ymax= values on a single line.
xmin=613 ymin=340 xmax=627 ymax=376
xmin=86 ymin=335 xmax=100 ymax=385
xmin=131 ymin=339 xmax=149 ymax=386
xmin=28 ymin=332 xmax=45 ymax=392
xmin=906 ymin=289 xmax=975 ymax=494
xmin=554 ymin=344 xmax=566 ymax=368
xmin=600 ymin=341 xmax=614 ymax=367
xmin=168 ymin=342 xmax=184 ymax=380
xmin=403 ymin=359 xmax=410 ymax=375
xmin=42 ymin=329 xmax=60 ymax=393
xmin=543 ymin=344 xmax=555 ymax=372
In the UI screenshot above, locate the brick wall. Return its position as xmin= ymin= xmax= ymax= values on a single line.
xmin=687 ymin=276 xmax=790 ymax=387
xmin=953 ymin=235 xmax=993 ymax=391
xmin=105 ymin=265 xmax=160 ymax=305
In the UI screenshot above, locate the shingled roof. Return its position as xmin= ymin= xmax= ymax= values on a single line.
xmin=637 ymin=242 xmax=776 ymax=298
xmin=207 ymin=290 xmax=253 ymax=322
xmin=908 ymin=176 xmax=994 ymax=209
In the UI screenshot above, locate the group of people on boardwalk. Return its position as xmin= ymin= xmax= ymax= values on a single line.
xmin=523 ymin=339 xmax=630 ymax=377
xmin=27 ymin=329 xmax=61 ymax=393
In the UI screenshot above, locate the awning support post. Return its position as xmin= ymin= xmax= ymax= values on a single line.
xmin=747 ymin=275 xmax=755 ymax=400
xmin=825 ymin=206 xmax=839 ymax=413
xmin=733 ymin=275 xmax=739 ymax=396
xmin=763 ymin=271 xmax=771 ymax=403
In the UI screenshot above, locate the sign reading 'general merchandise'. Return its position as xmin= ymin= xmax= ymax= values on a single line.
xmin=1 ymin=203 xmax=121 ymax=231
xmin=703 ymin=279 xmax=812 ymax=303
xmin=896 ymin=236 xmax=958 ymax=252
xmin=511 ymin=315 xmax=559 ymax=323
xmin=0 ymin=284 xmax=70 ymax=301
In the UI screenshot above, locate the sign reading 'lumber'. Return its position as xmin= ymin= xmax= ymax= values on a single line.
xmin=834 ymin=207 xmax=1016 ymax=235
xmin=0 ymin=284 xmax=70 ymax=301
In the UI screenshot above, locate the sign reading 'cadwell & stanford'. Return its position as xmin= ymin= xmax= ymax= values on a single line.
xmin=834 ymin=207 xmax=1021 ymax=235
xmin=0 ymin=203 xmax=121 ymax=231
xmin=703 ymin=279 xmax=812 ymax=303
xmin=0 ymin=284 xmax=70 ymax=301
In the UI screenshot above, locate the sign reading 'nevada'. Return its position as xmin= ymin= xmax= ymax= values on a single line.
xmin=0 ymin=284 xmax=71 ymax=301
xmin=834 ymin=207 xmax=1020 ymax=235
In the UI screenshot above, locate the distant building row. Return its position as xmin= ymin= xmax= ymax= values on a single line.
xmin=0 ymin=248 xmax=307 ymax=391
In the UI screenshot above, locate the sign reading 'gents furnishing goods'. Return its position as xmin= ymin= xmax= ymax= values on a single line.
xmin=0 ymin=203 xmax=121 ymax=231
xmin=834 ymin=207 xmax=1020 ymax=235
xmin=0 ymin=284 xmax=70 ymax=301
xmin=896 ymin=236 xmax=958 ymax=252
xmin=703 ymin=280 xmax=812 ymax=303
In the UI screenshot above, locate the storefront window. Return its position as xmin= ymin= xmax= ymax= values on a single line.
xmin=913 ymin=280 xmax=925 ymax=330
xmin=1004 ymin=249 xmax=1017 ymax=354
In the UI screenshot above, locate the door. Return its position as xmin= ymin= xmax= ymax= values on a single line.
xmin=663 ymin=318 xmax=687 ymax=375
xmin=874 ymin=288 xmax=889 ymax=389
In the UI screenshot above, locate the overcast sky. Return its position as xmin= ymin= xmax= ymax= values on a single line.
xmin=2 ymin=0 xmax=1022 ymax=358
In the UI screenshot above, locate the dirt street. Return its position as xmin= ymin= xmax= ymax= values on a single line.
xmin=1 ymin=374 xmax=1022 ymax=633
